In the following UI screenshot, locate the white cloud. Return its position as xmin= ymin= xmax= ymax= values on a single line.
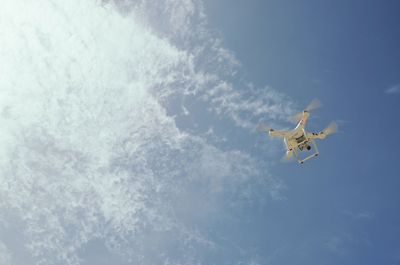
xmin=355 ymin=212 xmax=374 ymax=219
xmin=203 ymin=81 xmax=294 ymax=129
xmin=324 ymin=236 xmax=346 ymax=255
xmin=0 ymin=0 xmax=289 ymax=264
xmin=324 ymin=230 xmax=372 ymax=257
xmin=385 ymin=84 xmax=400 ymax=94
xmin=112 ymin=0 xmax=294 ymax=129
xmin=342 ymin=210 xmax=375 ymax=220
xmin=0 ymin=241 xmax=12 ymax=265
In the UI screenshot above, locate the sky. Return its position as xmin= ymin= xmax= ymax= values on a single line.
xmin=0 ymin=0 xmax=399 ymax=265
xmin=204 ymin=0 xmax=400 ymax=264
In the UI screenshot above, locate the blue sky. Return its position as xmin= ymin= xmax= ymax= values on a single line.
xmin=0 ymin=0 xmax=399 ymax=264
xmin=204 ymin=0 xmax=400 ymax=264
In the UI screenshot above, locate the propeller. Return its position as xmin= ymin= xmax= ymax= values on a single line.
xmin=321 ymin=121 xmax=338 ymax=136
xmin=304 ymin=98 xmax=322 ymax=112
xmin=281 ymin=150 xmax=294 ymax=162
xmin=288 ymin=99 xmax=322 ymax=124
xmin=256 ymin=122 xmax=272 ymax=133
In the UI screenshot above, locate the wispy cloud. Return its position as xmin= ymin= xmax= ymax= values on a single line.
xmin=123 ymin=0 xmax=294 ymax=129
xmin=0 ymin=0 xmax=289 ymax=264
xmin=0 ymin=241 xmax=12 ymax=265
xmin=385 ymin=84 xmax=400 ymax=94
xmin=355 ymin=211 xmax=374 ymax=219
xmin=342 ymin=210 xmax=375 ymax=220
xmin=324 ymin=236 xmax=348 ymax=256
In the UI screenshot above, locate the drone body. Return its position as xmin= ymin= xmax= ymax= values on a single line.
xmin=262 ymin=100 xmax=337 ymax=164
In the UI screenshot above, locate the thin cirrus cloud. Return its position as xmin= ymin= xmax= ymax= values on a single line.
xmin=0 ymin=0 xmax=289 ymax=264
xmin=385 ymin=84 xmax=400 ymax=94
xmin=0 ymin=242 xmax=11 ymax=265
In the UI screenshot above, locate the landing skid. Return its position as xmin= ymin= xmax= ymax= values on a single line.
xmin=293 ymin=139 xmax=319 ymax=164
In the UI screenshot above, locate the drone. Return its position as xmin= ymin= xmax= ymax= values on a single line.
xmin=259 ymin=99 xmax=338 ymax=164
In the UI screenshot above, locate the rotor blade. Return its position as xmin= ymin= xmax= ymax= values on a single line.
xmin=257 ymin=122 xmax=271 ymax=133
xmin=281 ymin=150 xmax=294 ymax=162
xmin=288 ymin=112 xmax=303 ymax=124
xmin=322 ymin=121 xmax=338 ymax=136
xmin=305 ymin=98 xmax=322 ymax=112
xmin=288 ymin=99 xmax=322 ymax=124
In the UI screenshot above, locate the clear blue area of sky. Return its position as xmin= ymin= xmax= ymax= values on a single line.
xmin=203 ymin=1 xmax=400 ymax=264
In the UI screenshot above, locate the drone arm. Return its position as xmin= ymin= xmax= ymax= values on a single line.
xmin=268 ymin=129 xmax=288 ymax=138
xmin=307 ymin=132 xmax=327 ymax=140
xmin=307 ymin=122 xmax=337 ymax=140
xmin=298 ymin=111 xmax=310 ymax=128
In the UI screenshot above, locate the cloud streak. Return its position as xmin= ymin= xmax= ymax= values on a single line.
xmin=385 ymin=84 xmax=400 ymax=94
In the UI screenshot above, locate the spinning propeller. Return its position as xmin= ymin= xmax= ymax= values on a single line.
xmin=289 ymin=98 xmax=322 ymax=124
xmin=256 ymin=122 xmax=272 ymax=133
xmin=320 ymin=121 xmax=338 ymax=138
xmin=281 ymin=150 xmax=294 ymax=162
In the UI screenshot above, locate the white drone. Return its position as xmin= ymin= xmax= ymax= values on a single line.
xmin=259 ymin=99 xmax=338 ymax=164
